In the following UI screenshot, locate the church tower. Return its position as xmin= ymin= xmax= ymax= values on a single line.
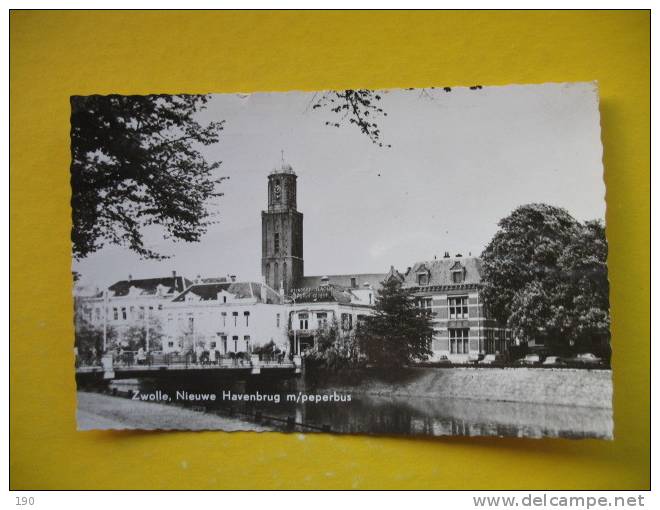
xmin=261 ymin=162 xmax=304 ymax=294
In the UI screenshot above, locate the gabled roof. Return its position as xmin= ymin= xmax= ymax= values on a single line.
xmin=300 ymin=273 xmax=387 ymax=291
xmin=172 ymin=282 xmax=282 ymax=304
xmin=107 ymin=276 xmax=191 ymax=297
xmin=384 ymin=265 xmax=405 ymax=282
xmin=401 ymin=257 xmax=484 ymax=288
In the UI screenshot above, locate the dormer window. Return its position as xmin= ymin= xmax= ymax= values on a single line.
xmin=417 ymin=273 xmax=429 ymax=286
xmin=450 ymin=261 xmax=466 ymax=284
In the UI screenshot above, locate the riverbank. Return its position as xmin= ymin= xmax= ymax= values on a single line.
xmin=77 ymin=392 xmax=273 ymax=431
xmin=304 ymin=367 xmax=613 ymax=408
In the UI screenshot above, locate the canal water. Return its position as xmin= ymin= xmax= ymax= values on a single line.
xmin=104 ymin=376 xmax=612 ymax=439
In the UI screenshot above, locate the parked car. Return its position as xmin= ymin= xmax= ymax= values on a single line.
xmin=566 ymin=353 xmax=605 ymax=368
xmin=515 ymin=354 xmax=543 ymax=366
xmin=480 ymin=353 xmax=506 ymax=366
xmin=542 ymin=356 xmax=566 ymax=367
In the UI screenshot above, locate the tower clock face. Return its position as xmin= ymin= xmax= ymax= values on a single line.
xmin=274 ymin=184 xmax=281 ymax=200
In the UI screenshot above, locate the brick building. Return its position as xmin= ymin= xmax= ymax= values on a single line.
xmin=401 ymin=254 xmax=511 ymax=362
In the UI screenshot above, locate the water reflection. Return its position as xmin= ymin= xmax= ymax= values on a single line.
xmin=108 ymin=378 xmax=612 ymax=439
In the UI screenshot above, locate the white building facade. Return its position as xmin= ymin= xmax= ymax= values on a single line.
xmin=161 ymin=280 xmax=287 ymax=355
xmin=77 ymin=272 xmax=191 ymax=350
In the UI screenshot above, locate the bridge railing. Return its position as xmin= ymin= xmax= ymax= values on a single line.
xmin=76 ymin=351 xmax=299 ymax=373
xmin=107 ymin=351 xmax=294 ymax=369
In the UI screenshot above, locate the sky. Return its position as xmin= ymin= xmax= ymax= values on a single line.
xmin=73 ymin=82 xmax=606 ymax=291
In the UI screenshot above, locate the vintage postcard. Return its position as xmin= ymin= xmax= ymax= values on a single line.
xmin=72 ymin=83 xmax=612 ymax=438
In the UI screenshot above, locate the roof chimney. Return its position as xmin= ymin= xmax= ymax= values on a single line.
xmin=195 ymin=274 xmax=201 ymax=284
xmin=128 ymin=274 xmax=132 ymax=281
xmin=230 ymin=275 xmax=237 ymax=282
xmin=172 ymin=270 xmax=177 ymax=278
xmin=444 ymin=252 xmax=450 ymax=258
xmin=456 ymin=253 xmax=462 ymax=258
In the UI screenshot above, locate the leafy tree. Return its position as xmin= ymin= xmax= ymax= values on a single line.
xmin=481 ymin=204 xmax=610 ymax=355
xmin=314 ymin=317 xmax=341 ymax=352
xmin=123 ymin=316 xmax=164 ymax=352
xmin=558 ymin=220 xmax=610 ymax=354
xmin=355 ymin=278 xmax=434 ymax=367
xmin=253 ymin=340 xmax=282 ymax=360
xmin=304 ymin=318 xmax=364 ymax=371
xmin=74 ymin=317 xmax=116 ymax=364
xmin=70 ymin=94 xmax=226 ymax=260
xmin=312 ymin=90 xmax=390 ymax=147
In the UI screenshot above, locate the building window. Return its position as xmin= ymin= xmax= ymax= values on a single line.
xmin=274 ymin=179 xmax=281 ymax=201
xmin=232 ymin=311 xmax=238 ymax=326
xmin=299 ymin=313 xmax=309 ymax=330
xmin=341 ymin=313 xmax=353 ymax=330
xmin=121 ymin=307 xmax=127 ymax=320
xmin=244 ymin=335 xmax=251 ymax=353
xmin=95 ymin=308 xmax=101 ymax=321
xmin=168 ymin=341 xmax=174 ymax=348
xmin=276 ymin=313 xmax=280 ymax=328
xmin=369 ymin=293 xmax=372 ymax=305
xmin=274 ymin=232 xmax=280 ymax=253
xmin=210 ymin=341 xmax=217 ymax=349
xmin=317 ymin=312 xmax=328 ymax=328
xmin=350 ymin=277 xmax=357 ymax=288
xmin=221 ymin=335 xmax=228 ymax=354
xmin=138 ymin=306 xmax=145 ymax=320
xmin=452 ymin=270 xmax=464 ymax=284
xmin=417 ymin=273 xmax=428 ymax=286
xmin=221 ymin=311 xmax=227 ymax=327
xmin=449 ymin=296 xmax=469 ymax=319
xmin=244 ymin=311 xmax=250 ymax=326
xmin=450 ymin=328 xmax=470 ymax=354
xmin=418 ymin=297 xmax=433 ymax=310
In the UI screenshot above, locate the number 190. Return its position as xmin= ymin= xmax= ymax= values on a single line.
xmin=16 ymin=497 xmax=34 ymax=506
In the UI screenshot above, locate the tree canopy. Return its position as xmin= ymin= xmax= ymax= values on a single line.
xmin=356 ymin=277 xmax=434 ymax=367
xmin=70 ymin=94 xmax=226 ymax=260
xmin=480 ymin=204 xmax=610 ymax=355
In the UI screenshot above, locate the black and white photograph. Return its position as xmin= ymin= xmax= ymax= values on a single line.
xmin=71 ymin=83 xmax=612 ymax=439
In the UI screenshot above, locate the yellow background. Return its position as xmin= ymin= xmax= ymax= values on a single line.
xmin=10 ymin=11 xmax=650 ymax=490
